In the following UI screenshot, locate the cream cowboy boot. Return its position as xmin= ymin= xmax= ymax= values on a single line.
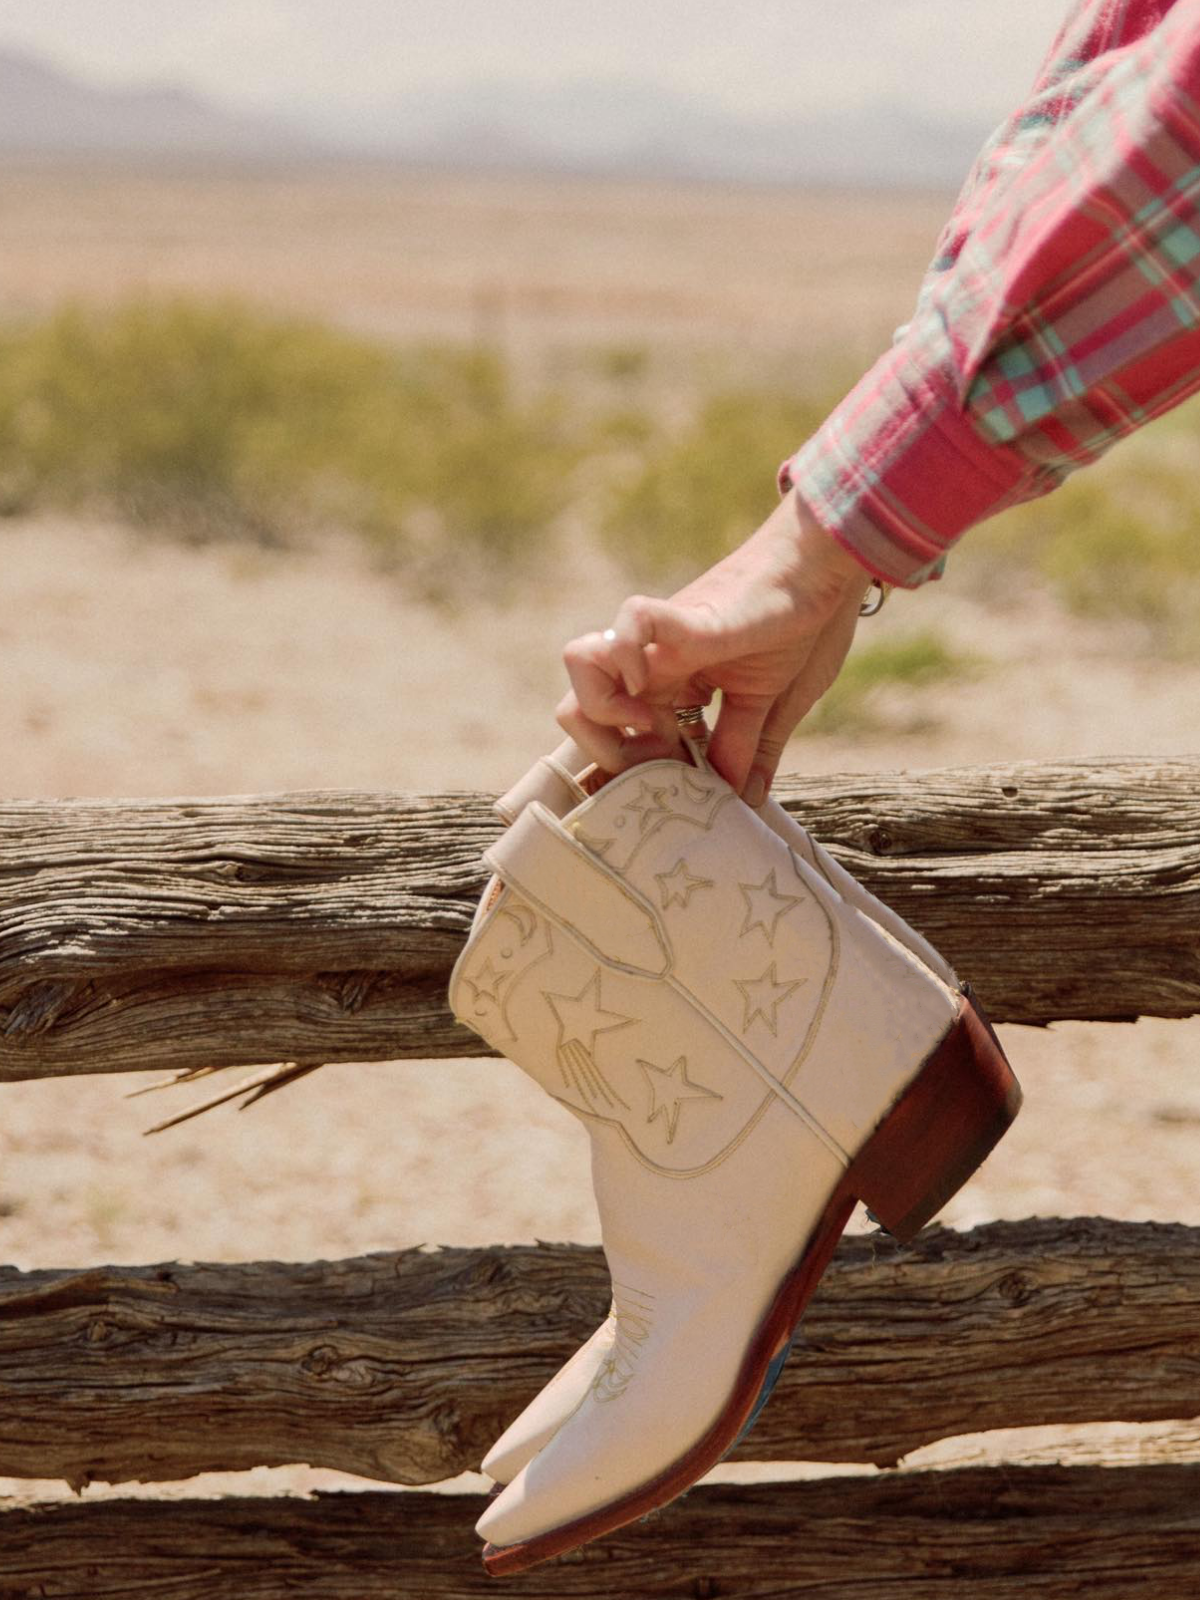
xmin=479 ymin=740 xmax=963 ymax=1490
xmin=452 ymin=743 xmax=1020 ymax=1575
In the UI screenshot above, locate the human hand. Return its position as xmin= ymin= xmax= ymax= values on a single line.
xmin=558 ymin=490 xmax=872 ymax=804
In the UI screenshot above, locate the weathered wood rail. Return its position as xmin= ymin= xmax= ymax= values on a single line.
xmin=1 ymin=760 xmax=1198 ymax=1598
xmin=0 ymin=1219 xmax=1197 ymax=1489
xmin=1 ymin=758 xmax=1198 ymax=1081
xmin=3 ymin=1466 xmax=1199 ymax=1599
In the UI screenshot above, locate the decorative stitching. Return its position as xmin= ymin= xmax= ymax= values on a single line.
xmin=680 ymin=770 xmax=716 ymax=806
xmin=547 ymin=842 xmax=848 ymax=1176
xmin=734 ymin=963 xmax=805 ymax=1036
xmin=496 ymin=902 xmax=539 ymax=948
xmin=637 ymin=1055 xmax=723 ymax=1143
xmin=449 ymin=890 xmax=555 ymax=1049
xmin=738 ymin=869 xmax=803 ymax=945
xmin=486 ymin=804 xmax=673 ymax=977
xmin=655 ymin=857 xmax=715 ymax=910
xmin=462 ymin=957 xmax=509 ymax=1007
xmin=779 ymin=865 xmax=842 ymax=1100
xmin=623 ymin=789 xmax=736 ymax=871
xmin=544 ymin=972 xmax=635 ymax=1111
xmin=469 ymin=758 xmax=852 ymax=1179
xmin=591 ymin=1284 xmax=655 ymax=1403
xmin=617 ymin=779 xmax=672 ymax=834
xmin=573 ymin=827 xmax=615 ymax=858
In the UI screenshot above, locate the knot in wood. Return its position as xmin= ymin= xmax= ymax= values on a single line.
xmin=300 ymin=1343 xmax=374 ymax=1388
xmin=336 ymin=973 xmax=376 ymax=1013
xmin=431 ymin=1398 xmax=464 ymax=1442
xmin=868 ymin=825 xmax=894 ymax=855
xmin=997 ymin=1271 xmax=1033 ymax=1307
xmin=464 ymin=1251 xmax=512 ymax=1292
xmin=301 ymin=1343 xmax=344 ymax=1380
xmin=2 ymin=980 xmax=76 ymax=1039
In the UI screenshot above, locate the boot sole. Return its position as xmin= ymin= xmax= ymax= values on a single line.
xmin=482 ymin=988 xmax=1021 ymax=1577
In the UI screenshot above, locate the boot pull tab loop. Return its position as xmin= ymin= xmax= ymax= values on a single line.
xmin=494 ymin=738 xmax=590 ymax=825
xmin=495 ymin=730 xmax=711 ymax=827
xmin=484 ymin=802 xmax=672 ymax=979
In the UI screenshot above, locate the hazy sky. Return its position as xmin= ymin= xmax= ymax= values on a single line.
xmin=0 ymin=1 xmax=1066 ymax=123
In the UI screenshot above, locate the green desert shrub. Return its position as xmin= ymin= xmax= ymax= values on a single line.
xmin=9 ymin=299 xmax=1198 ymax=634
xmin=0 ymin=298 xmax=579 ymax=587
xmin=1033 ymin=467 xmax=1200 ymax=650
xmin=959 ymin=397 xmax=1200 ymax=651
xmin=806 ymin=628 xmax=979 ymax=734
xmin=600 ymin=387 xmax=835 ymax=579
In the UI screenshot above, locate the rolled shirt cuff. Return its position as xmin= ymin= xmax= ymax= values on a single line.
xmin=777 ymin=341 xmax=1053 ymax=587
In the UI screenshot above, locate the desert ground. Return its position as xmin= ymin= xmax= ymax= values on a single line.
xmin=0 ymin=164 xmax=1196 ymax=1506
xmin=0 ymin=161 xmax=950 ymax=372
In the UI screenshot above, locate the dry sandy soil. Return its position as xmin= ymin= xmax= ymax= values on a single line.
xmin=0 ymin=166 xmax=1196 ymax=1508
xmin=0 ymin=160 xmax=950 ymax=381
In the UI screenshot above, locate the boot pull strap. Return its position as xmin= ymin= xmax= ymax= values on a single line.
xmin=494 ymin=738 xmax=590 ymax=825
xmin=484 ymin=801 xmax=672 ymax=979
xmin=494 ymin=729 xmax=713 ymax=827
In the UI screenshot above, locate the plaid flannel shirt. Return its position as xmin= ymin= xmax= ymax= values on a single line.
xmin=780 ymin=0 xmax=1200 ymax=586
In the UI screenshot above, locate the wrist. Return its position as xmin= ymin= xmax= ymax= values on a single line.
xmin=787 ymin=488 xmax=874 ymax=589
xmin=767 ymin=489 xmax=871 ymax=631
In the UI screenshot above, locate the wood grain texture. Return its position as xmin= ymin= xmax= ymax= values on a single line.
xmin=3 ymin=1465 xmax=1200 ymax=1598
xmin=0 ymin=789 xmax=497 ymax=1079
xmin=1 ymin=1219 xmax=1196 ymax=1489
xmin=1 ymin=758 xmax=1197 ymax=1080
xmin=776 ymin=758 xmax=1200 ymax=1028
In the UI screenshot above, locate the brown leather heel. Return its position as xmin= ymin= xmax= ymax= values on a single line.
xmin=847 ymin=990 xmax=1022 ymax=1244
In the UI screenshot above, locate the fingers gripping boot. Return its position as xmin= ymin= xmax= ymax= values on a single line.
xmin=452 ymin=748 xmax=1020 ymax=1572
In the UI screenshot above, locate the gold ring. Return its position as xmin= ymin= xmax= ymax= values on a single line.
xmin=674 ymin=705 xmax=708 ymax=727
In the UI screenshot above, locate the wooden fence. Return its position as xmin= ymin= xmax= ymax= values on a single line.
xmin=1 ymin=756 xmax=1198 ymax=1596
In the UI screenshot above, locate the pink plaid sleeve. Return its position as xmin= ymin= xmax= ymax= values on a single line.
xmin=781 ymin=0 xmax=1200 ymax=586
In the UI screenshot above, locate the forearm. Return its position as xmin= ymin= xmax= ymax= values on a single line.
xmin=783 ymin=0 xmax=1199 ymax=586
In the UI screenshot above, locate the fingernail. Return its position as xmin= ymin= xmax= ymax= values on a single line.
xmin=742 ymin=774 xmax=766 ymax=808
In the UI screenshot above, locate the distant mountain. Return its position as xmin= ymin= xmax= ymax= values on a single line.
xmin=0 ymin=45 xmax=985 ymax=186
xmin=303 ymin=77 xmax=989 ymax=188
xmin=0 ymin=47 xmax=307 ymax=157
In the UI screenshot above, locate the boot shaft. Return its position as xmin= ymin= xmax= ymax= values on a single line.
xmin=452 ymin=750 xmax=959 ymax=1180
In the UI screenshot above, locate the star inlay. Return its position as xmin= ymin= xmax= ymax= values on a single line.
xmin=734 ymin=963 xmax=804 ymax=1035
xmin=463 ymin=958 xmax=508 ymax=1004
xmin=655 ymin=857 xmax=714 ymax=910
xmin=620 ymin=779 xmax=672 ymax=834
xmin=739 ymin=869 xmax=803 ymax=946
xmin=638 ymin=1055 xmax=722 ymax=1143
xmin=545 ymin=972 xmax=635 ymax=1055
